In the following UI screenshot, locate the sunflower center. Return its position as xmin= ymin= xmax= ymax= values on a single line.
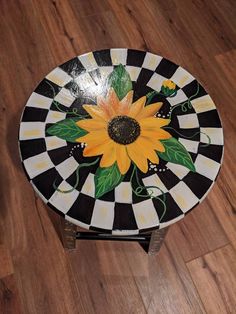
xmin=108 ymin=115 xmax=140 ymax=145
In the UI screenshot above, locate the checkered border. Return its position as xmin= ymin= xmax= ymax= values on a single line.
xmin=18 ymin=49 xmax=224 ymax=235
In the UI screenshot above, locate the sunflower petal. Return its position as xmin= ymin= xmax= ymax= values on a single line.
xmin=119 ymin=90 xmax=134 ymax=115
xmin=126 ymin=142 xmax=148 ymax=173
xmin=83 ymin=139 xmax=111 ymax=156
xmin=83 ymin=105 xmax=109 ymax=121
xmin=76 ymin=119 xmax=106 ymax=131
xmin=106 ymin=88 xmax=120 ymax=114
xmin=137 ymin=136 xmax=164 ymax=156
xmin=141 ymin=129 xmax=172 ymax=140
xmin=140 ymin=117 xmax=170 ymax=129
xmin=76 ymin=130 xmax=109 ymax=143
xmin=116 ymin=144 xmax=131 ymax=175
xmin=97 ymin=96 xmax=113 ymax=119
xmin=136 ymin=102 xmax=163 ymax=119
xmin=128 ymin=96 xmax=146 ymax=118
xmin=100 ymin=142 xmax=117 ymax=167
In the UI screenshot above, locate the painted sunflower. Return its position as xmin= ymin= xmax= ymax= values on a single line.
xmin=76 ymin=88 xmax=172 ymax=175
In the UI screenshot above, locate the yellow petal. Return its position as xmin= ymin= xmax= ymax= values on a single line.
xmin=138 ymin=136 xmax=164 ymax=155
xmin=83 ymin=105 xmax=109 ymax=121
xmin=141 ymin=129 xmax=172 ymax=140
xmin=136 ymin=102 xmax=163 ymax=119
xmin=76 ymin=130 xmax=109 ymax=143
xmin=76 ymin=119 xmax=106 ymax=131
xmin=119 ymin=90 xmax=134 ymax=115
xmin=100 ymin=142 xmax=117 ymax=167
xmin=106 ymin=88 xmax=120 ymax=114
xmin=116 ymin=144 xmax=131 ymax=175
xmin=128 ymin=96 xmax=146 ymax=118
xmin=83 ymin=140 xmax=111 ymax=157
xmin=140 ymin=117 xmax=170 ymax=129
xmin=97 ymin=96 xmax=113 ymax=119
xmin=126 ymin=142 xmax=148 ymax=173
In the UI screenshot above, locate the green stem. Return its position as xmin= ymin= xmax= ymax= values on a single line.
xmin=130 ymin=164 xmax=167 ymax=222
xmin=45 ymin=80 xmax=89 ymax=118
xmin=169 ymin=82 xmax=200 ymax=119
xmin=164 ymin=126 xmax=211 ymax=146
xmin=53 ymin=158 xmax=100 ymax=193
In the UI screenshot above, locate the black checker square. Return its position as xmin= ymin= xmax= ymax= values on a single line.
xmin=32 ymin=168 xmax=63 ymax=200
xmin=59 ymin=57 xmax=86 ymax=77
xmin=47 ymin=146 xmax=72 ymax=166
xmin=157 ymin=170 xmax=180 ymax=190
xmin=182 ymin=171 xmax=213 ymax=199
xmin=21 ymin=107 xmax=48 ymax=122
xmin=152 ymin=193 xmax=184 ymax=222
xmin=155 ymin=58 xmax=178 ymax=78
xmin=182 ymin=80 xmax=207 ymax=100
xmin=89 ymin=69 xmax=102 ymax=85
xmin=198 ymin=144 xmax=223 ymax=163
xmin=20 ymin=139 xmax=46 ymax=160
xmin=198 ymin=110 xmax=222 ymax=128
xmin=34 ymin=79 xmax=61 ymax=98
xmin=126 ymin=49 xmax=146 ymax=67
xmin=67 ymin=193 xmax=95 ymax=225
xmin=113 ymin=203 xmax=138 ymax=230
xmin=135 ymin=68 xmax=154 ymax=90
xmin=93 ymin=50 xmax=112 ymax=67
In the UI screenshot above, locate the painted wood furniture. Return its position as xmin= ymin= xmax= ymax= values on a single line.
xmin=19 ymin=49 xmax=223 ymax=254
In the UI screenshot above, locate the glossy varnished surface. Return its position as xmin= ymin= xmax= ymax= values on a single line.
xmin=0 ymin=0 xmax=235 ymax=313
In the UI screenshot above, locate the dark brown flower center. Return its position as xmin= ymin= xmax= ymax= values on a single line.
xmin=108 ymin=115 xmax=140 ymax=145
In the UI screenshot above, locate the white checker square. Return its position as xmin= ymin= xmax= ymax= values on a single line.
xmin=23 ymin=152 xmax=54 ymax=179
xmin=99 ymin=66 xmax=114 ymax=80
xmin=56 ymin=157 xmax=79 ymax=180
xmin=54 ymin=88 xmax=75 ymax=107
xmin=200 ymin=127 xmax=224 ymax=145
xmin=78 ymin=52 xmax=98 ymax=71
xmin=169 ymin=181 xmax=199 ymax=213
xmin=194 ymin=154 xmax=221 ymax=181
xmin=170 ymin=67 xmax=194 ymax=88
xmin=147 ymin=72 xmax=166 ymax=91
xmin=133 ymin=199 xmax=159 ymax=229
xmin=167 ymin=89 xmax=188 ymax=106
xmin=178 ymin=138 xmax=199 ymax=153
xmin=126 ymin=66 xmax=141 ymax=81
xmin=19 ymin=122 xmax=45 ymax=140
xmin=166 ymin=162 xmax=189 ymax=179
xmin=142 ymin=53 xmax=162 ymax=70
xmin=115 ymin=182 xmax=132 ymax=203
xmin=80 ymin=173 xmax=95 ymax=197
xmin=177 ymin=113 xmax=199 ymax=129
xmin=110 ymin=48 xmax=127 ymax=65
xmin=142 ymin=174 xmax=168 ymax=197
xmin=26 ymin=92 xmax=52 ymax=109
xmin=49 ymin=181 xmax=79 ymax=214
xmin=46 ymin=110 xmax=66 ymax=124
xmin=191 ymin=95 xmax=216 ymax=113
xmin=91 ymin=200 xmax=114 ymax=230
xmin=45 ymin=136 xmax=67 ymax=151
xmin=75 ymin=72 xmax=96 ymax=90
xmin=46 ymin=67 xmax=72 ymax=87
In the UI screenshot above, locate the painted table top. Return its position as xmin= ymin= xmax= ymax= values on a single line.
xmin=19 ymin=49 xmax=224 ymax=235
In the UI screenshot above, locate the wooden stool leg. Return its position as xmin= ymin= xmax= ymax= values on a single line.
xmin=148 ymin=227 xmax=169 ymax=255
xmin=61 ymin=218 xmax=77 ymax=250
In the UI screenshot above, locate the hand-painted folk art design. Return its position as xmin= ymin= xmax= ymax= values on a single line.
xmin=19 ymin=49 xmax=224 ymax=235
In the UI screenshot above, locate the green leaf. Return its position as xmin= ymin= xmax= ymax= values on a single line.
xmin=108 ymin=64 xmax=132 ymax=100
xmin=94 ymin=163 xmax=124 ymax=198
xmin=157 ymin=137 xmax=196 ymax=172
xmin=46 ymin=117 xmax=87 ymax=143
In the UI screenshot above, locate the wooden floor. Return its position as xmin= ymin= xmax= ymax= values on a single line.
xmin=0 ymin=0 xmax=236 ymax=313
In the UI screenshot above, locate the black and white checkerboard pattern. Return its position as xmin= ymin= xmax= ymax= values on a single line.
xmin=19 ymin=49 xmax=224 ymax=235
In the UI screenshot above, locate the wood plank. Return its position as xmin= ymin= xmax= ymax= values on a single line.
xmin=187 ymin=243 xmax=236 ymax=314
xmin=0 ymin=274 xmax=23 ymax=314
xmin=0 ymin=246 xmax=14 ymax=279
